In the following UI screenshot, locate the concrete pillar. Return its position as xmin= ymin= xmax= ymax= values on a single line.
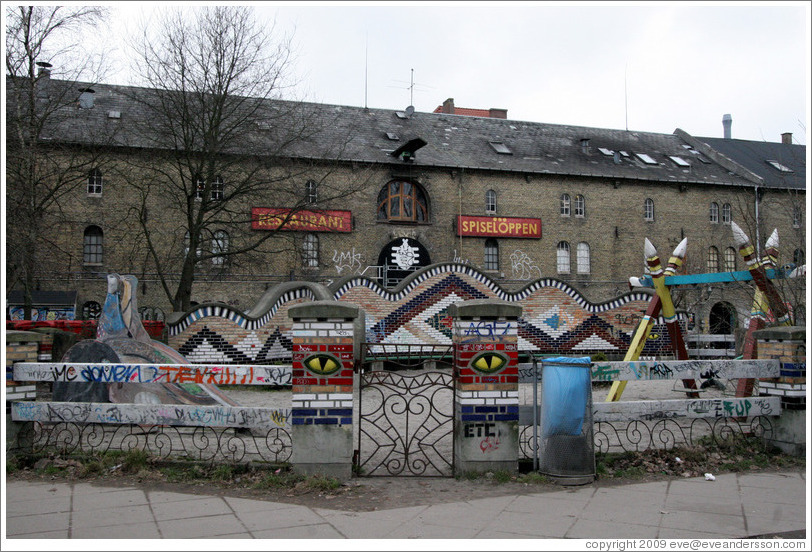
xmin=754 ymin=326 xmax=805 ymax=456
xmin=288 ymin=301 xmax=363 ymax=480
xmin=448 ymin=300 xmax=521 ymax=475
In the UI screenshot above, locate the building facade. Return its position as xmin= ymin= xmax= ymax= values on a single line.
xmin=5 ymin=76 xmax=805 ymax=340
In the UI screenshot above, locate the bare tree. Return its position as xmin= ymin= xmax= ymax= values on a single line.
xmin=5 ymin=5 xmax=110 ymax=319
xmin=125 ymin=6 xmax=372 ymax=312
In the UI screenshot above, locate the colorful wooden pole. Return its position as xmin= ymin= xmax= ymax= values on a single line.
xmin=605 ymin=294 xmax=661 ymax=402
xmin=731 ymin=221 xmax=791 ymax=326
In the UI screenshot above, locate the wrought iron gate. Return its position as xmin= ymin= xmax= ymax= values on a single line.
xmin=355 ymin=345 xmax=455 ymax=477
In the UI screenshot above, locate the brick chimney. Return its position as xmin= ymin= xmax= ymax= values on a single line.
xmin=781 ymin=132 xmax=793 ymax=145
xmin=441 ymin=98 xmax=455 ymax=114
xmin=489 ymin=108 xmax=508 ymax=119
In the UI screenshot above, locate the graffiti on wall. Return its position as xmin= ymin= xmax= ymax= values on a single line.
xmin=509 ymin=250 xmax=542 ymax=280
xmin=333 ymin=248 xmax=363 ymax=275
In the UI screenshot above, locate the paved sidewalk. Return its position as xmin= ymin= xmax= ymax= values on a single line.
xmin=3 ymin=470 xmax=808 ymax=541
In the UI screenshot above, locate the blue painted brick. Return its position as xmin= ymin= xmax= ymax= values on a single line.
xmin=328 ymin=408 xmax=353 ymax=416
xmin=475 ymin=406 xmax=499 ymax=413
xmin=461 ymin=414 xmax=488 ymax=422
xmin=340 ymin=417 xmax=353 ymax=425
xmin=293 ymin=408 xmax=318 ymax=417
xmin=461 ymin=405 xmax=474 ymax=413
xmin=493 ymin=414 xmax=519 ymax=421
xmin=315 ymin=418 xmax=338 ymax=425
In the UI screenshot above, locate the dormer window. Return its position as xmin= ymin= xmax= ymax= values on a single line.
xmin=489 ymin=141 xmax=512 ymax=155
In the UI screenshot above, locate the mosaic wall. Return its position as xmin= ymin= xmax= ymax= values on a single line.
xmin=168 ymin=264 xmax=687 ymax=364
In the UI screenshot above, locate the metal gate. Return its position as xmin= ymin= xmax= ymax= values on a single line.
xmin=354 ymin=344 xmax=455 ymax=477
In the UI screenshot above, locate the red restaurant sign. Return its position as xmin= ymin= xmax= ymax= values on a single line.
xmin=457 ymin=216 xmax=541 ymax=238
xmin=252 ymin=208 xmax=352 ymax=232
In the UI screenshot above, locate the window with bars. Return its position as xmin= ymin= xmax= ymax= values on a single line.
xmin=722 ymin=203 xmax=731 ymax=224
xmin=194 ymin=176 xmax=206 ymax=200
xmin=484 ymin=238 xmax=499 ymax=270
xmin=574 ymin=195 xmax=585 ymax=217
xmin=302 ymin=234 xmax=319 ymax=268
xmin=83 ymin=226 xmax=103 ymax=265
xmin=557 ymin=241 xmax=571 ymax=273
xmin=707 ymin=246 xmax=720 ymax=272
xmin=87 ymin=168 xmax=103 ymax=195
xmin=724 ymin=247 xmax=737 ymax=272
xmin=644 ymin=198 xmax=654 ymax=221
xmin=576 ymin=242 xmax=590 ymax=274
xmin=710 ymin=202 xmax=719 ymax=223
xmin=560 ymin=194 xmax=570 ymax=216
xmin=485 ymin=189 xmax=497 ymax=214
xmin=377 ymin=181 xmax=429 ymax=222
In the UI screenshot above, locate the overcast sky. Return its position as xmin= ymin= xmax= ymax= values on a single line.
xmin=86 ymin=2 xmax=812 ymax=145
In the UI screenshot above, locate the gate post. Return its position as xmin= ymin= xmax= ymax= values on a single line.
xmin=288 ymin=301 xmax=363 ymax=480
xmin=448 ymin=300 xmax=522 ymax=475
xmin=754 ymin=326 xmax=805 ymax=456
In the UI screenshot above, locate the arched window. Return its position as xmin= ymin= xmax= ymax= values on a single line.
xmin=794 ymin=248 xmax=805 ymax=266
xmin=707 ymin=246 xmax=720 ymax=272
xmin=722 ymin=203 xmax=731 ymax=223
xmin=184 ymin=231 xmax=201 ymax=260
xmin=306 ymin=179 xmax=318 ymax=204
xmin=484 ymin=238 xmax=499 ymax=271
xmin=560 ymin=194 xmax=570 ymax=216
xmin=557 ymin=241 xmax=571 ymax=274
xmin=793 ymin=204 xmax=802 ymax=228
xmin=211 ymin=176 xmax=224 ymax=201
xmin=724 ymin=247 xmax=737 ymax=272
xmin=302 ymin=234 xmax=319 ymax=268
xmin=574 ymin=194 xmax=586 ymax=217
xmin=83 ymin=226 xmax=103 ymax=265
xmin=710 ymin=202 xmax=719 ymax=223
xmin=576 ymin=242 xmax=590 ymax=274
xmin=87 ymin=168 xmax=103 ymax=195
xmin=644 ymin=198 xmax=654 ymax=221
xmin=212 ymin=230 xmax=229 ymax=266
xmin=377 ymin=180 xmax=428 ymax=222
xmin=485 ymin=189 xmax=497 ymax=214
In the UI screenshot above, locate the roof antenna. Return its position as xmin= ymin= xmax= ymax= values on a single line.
xmin=624 ymin=63 xmax=629 ymax=131
xmin=364 ymin=33 xmax=368 ymax=110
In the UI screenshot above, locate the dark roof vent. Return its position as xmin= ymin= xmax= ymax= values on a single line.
xmin=36 ymin=61 xmax=52 ymax=77
xmin=390 ymin=137 xmax=427 ymax=163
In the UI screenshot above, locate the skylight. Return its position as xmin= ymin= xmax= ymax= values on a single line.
xmin=668 ymin=156 xmax=691 ymax=167
xmin=489 ymin=141 xmax=512 ymax=154
xmin=635 ymin=153 xmax=658 ymax=165
xmin=386 ymin=132 xmax=400 ymax=141
xmin=767 ymin=160 xmax=793 ymax=173
xmin=598 ymin=147 xmax=614 ymax=156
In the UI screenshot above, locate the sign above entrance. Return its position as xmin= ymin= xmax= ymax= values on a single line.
xmin=457 ymin=216 xmax=541 ymax=238
xmin=251 ymin=208 xmax=352 ymax=232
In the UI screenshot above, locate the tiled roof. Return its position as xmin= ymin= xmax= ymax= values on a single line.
xmin=695 ymin=137 xmax=805 ymax=191
xmin=12 ymin=76 xmax=802 ymax=190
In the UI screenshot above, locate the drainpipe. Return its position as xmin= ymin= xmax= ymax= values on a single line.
xmin=754 ymin=185 xmax=761 ymax=257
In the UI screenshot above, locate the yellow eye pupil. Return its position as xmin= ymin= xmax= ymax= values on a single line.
xmin=303 ymin=354 xmax=341 ymax=375
xmin=471 ymin=352 xmax=507 ymax=373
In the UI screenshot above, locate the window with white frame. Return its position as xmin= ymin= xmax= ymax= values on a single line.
xmin=557 ymin=241 xmax=571 ymax=273
xmin=484 ymin=238 xmax=499 ymax=270
xmin=83 ymin=226 xmax=103 ymax=264
xmin=722 ymin=203 xmax=731 ymax=224
xmin=87 ymin=168 xmax=103 ymax=195
xmin=485 ymin=189 xmax=497 ymax=214
xmin=194 ymin=176 xmax=206 ymax=200
xmin=306 ymin=179 xmax=318 ymax=204
xmin=302 ymin=234 xmax=319 ymax=268
xmin=184 ymin=231 xmax=202 ymax=260
xmin=560 ymin=194 xmax=570 ymax=216
xmin=576 ymin=242 xmax=590 ymax=274
xmin=212 ymin=230 xmax=229 ymax=266
xmin=211 ymin=176 xmax=224 ymax=201
xmin=794 ymin=248 xmax=805 ymax=266
xmin=574 ymin=195 xmax=585 ymax=217
xmin=707 ymin=246 xmax=720 ymax=272
xmin=710 ymin=202 xmax=719 ymax=223
xmin=644 ymin=198 xmax=654 ymax=221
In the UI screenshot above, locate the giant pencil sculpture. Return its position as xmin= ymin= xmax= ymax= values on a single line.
xmin=646 ymin=238 xmax=698 ymax=398
xmin=731 ymin=222 xmax=791 ymax=326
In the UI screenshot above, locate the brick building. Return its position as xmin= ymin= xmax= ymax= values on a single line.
xmin=5 ymin=75 xmax=805 ymax=335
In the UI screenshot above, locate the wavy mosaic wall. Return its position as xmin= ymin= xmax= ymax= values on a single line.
xmin=168 ymin=264 xmax=686 ymax=365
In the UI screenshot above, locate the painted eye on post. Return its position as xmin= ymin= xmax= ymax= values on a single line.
xmin=303 ymin=354 xmax=342 ymax=376
xmin=470 ymin=352 xmax=508 ymax=374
